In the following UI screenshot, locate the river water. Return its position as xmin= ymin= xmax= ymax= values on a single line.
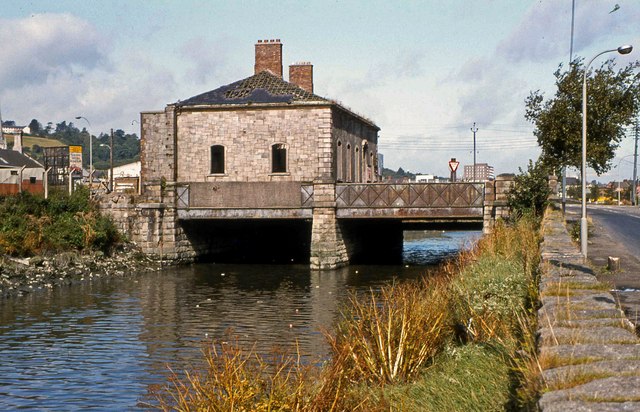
xmin=0 ymin=230 xmax=479 ymax=410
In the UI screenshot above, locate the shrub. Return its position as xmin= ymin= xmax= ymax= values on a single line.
xmin=507 ymin=159 xmax=551 ymax=218
xmin=0 ymin=188 xmax=120 ymax=256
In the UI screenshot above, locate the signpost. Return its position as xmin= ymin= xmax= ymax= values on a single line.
xmin=449 ymin=158 xmax=459 ymax=182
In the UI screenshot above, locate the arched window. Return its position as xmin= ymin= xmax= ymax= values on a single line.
xmin=346 ymin=144 xmax=352 ymax=182
xmin=336 ymin=141 xmax=343 ymax=181
xmin=355 ymin=146 xmax=361 ymax=182
xmin=210 ymin=145 xmax=225 ymax=174
xmin=272 ymin=143 xmax=287 ymax=173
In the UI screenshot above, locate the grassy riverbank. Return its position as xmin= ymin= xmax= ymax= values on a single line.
xmin=153 ymin=216 xmax=541 ymax=411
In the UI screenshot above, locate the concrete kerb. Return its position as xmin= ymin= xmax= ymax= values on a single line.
xmin=538 ymin=207 xmax=640 ymax=411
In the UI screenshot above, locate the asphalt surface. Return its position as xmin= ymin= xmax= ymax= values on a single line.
xmin=565 ymin=203 xmax=640 ymax=324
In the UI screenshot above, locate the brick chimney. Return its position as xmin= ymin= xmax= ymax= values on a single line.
xmin=255 ymin=39 xmax=283 ymax=78
xmin=289 ymin=62 xmax=313 ymax=94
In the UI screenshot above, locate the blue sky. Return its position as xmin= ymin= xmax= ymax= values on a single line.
xmin=2 ymin=0 xmax=639 ymax=180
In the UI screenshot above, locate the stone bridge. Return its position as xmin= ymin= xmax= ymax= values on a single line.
xmin=100 ymin=177 xmax=513 ymax=269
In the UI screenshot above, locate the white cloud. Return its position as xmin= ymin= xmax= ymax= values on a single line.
xmin=179 ymin=36 xmax=233 ymax=85
xmin=0 ymin=13 xmax=106 ymax=89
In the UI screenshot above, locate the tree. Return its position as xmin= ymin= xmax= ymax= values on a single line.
xmin=28 ymin=119 xmax=42 ymax=135
xmin=507 ymin=159 xmax=551 ymax=217
xmin=525 ymin=58 xmax=640 ymax=176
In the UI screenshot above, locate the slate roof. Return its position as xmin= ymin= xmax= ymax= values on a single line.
xmin=177 ymin=71 xmax=330 ymax=107
xmin=0 ymin=149 xmax=43 ymax=169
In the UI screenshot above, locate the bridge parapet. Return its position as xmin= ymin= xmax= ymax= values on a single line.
xmin=335 ymin=183 xmax=484 ymax=219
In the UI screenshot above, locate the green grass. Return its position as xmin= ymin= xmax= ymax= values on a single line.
xmin=384 ymin=343 xmax=512 ymax=412
xmin=5 ymin=134 xmax=65 ymax=148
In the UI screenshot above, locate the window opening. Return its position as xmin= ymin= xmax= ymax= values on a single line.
xmin=210 ymin=145 xmax=225 ymax=174
xmin=272 ymin=143 xmax=287 ymax=173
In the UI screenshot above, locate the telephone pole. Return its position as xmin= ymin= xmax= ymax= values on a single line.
xmin=633 ymin=119 xmax=639 ymax=206
xmin=471 ymin=122 xmax=478 ymax=182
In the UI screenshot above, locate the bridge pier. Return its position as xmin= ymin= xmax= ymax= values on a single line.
xmin=310 ymin=181 xmax=350 ymax=270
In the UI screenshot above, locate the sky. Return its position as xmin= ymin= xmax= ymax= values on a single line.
xmin=1 ymin=0 xmax=639 ymax=181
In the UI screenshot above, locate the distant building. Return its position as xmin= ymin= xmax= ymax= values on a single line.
xmin=109 ymin=160 xmax=141 ymax=193
xmin=415 ymin=174 xmax=435 ymax=183
xmin=0 ymin=148 xmax=45 ymax=194
xmin=463 ymin=163 xmax=494 ymax=182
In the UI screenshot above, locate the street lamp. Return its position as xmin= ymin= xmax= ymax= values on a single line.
xmin=614 ymin=154 xmax=635 ymax=205
xmin=581 ymin=45 xmax=633 ymax=258
xmin=75 ymin=116 xmax=93 ymax=190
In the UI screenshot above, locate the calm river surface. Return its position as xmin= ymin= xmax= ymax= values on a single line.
xmin=0 ymin=230 xmax=479 ymax=410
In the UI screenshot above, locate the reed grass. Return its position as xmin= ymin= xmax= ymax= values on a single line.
xmin=327 ymin=278 xmax=450 ymax=385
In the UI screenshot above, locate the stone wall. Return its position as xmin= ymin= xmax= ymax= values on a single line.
xmin=332 ymin=108 xmax=379 ymax=183
xmin=537 ymin=207 xmax=640 ymax=410
xmin=483 ymin=174 xmax=514 ymax=233
xmin=175 ymin=106 xmax=332 ymax=183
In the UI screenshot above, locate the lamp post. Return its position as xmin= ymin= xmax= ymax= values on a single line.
xmin=581 ymin=45 xmax=633 ymax=258
xmin=614 ymin=155 xmax=634 ymax=206
xmin=75 ymin=116 xmax=92 ymax=192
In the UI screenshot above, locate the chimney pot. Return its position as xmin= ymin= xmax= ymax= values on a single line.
xmin=255 ymin=38 xmax=283 ymax=77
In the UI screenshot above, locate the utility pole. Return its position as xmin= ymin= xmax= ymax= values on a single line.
xmin=633 ymin=119 xmax=639 ymax=206
xmin=471 ymin=122 xmax=478 ymax=182
xmin=109 ymin=128 xmax=114 ymax=193
xmin=562 ymin=0 xmax=576 ymax=215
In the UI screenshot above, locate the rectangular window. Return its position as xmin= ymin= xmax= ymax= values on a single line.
xmin=272 ymin=144 xmax=287 ymax=173
xmin=30 ymin=176 xmax=36 ymax=184
xmin=210 ymin=145 xmax=225 ymax=174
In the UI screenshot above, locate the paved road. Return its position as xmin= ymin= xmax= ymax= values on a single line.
xmin=566 ymin=203 xmax=640 ymax=323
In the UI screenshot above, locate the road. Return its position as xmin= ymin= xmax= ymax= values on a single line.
xmin=566 ymin=203 xmax=640 ymax=323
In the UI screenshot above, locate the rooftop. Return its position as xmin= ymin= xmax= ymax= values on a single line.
xmin=177 ymin=71 xmax=329 ymax=107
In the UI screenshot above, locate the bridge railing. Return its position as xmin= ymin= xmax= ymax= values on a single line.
xmin=335 ymin=183 xmax=484 ymax=209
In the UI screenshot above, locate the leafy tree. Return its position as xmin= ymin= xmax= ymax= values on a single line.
xmin=28 ymin=119 xmax=42 ymax=135
xmin=507 ymin=159 xmax=551 ymax=217
xmin=525 ymin=58 xmax=640 ymax=175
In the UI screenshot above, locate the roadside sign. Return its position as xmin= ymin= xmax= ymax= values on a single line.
xmin=69 ymin=145 xmax=83 ymax=172
xmin=449 ymin=159 xmax=459 ymax=172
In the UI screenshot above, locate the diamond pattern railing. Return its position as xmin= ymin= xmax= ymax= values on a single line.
xmin=335 ymin=183 xmax=484 ymax=209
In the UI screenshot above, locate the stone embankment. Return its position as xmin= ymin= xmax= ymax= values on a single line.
xmin=538 ymin=207 xmax=640 ymax=411
xmin=0 ymin=243 xmax=162 ymax=298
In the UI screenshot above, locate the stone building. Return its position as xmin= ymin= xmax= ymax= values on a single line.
xmin=141 ymin=39 xmax=380 ymax=188
xmin=116 ymin=39 xmax=382 ymax=268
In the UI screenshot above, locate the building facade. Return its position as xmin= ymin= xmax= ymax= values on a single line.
xmin=0 ymin=148 xmax=45 ymax=195
xmin=463 ymin=163 xmax=494 ymax=182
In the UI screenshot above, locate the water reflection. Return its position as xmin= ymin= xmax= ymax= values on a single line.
xmin=0 ymin=230 xmax=479 ymax=410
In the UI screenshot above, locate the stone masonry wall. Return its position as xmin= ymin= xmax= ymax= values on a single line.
xmin=175 ymin=106 xmax=332 ymax=183
xmin=310 ymin=181 xmax=350 ymax=270
xmin=332 ymin=107 xmax=379 ymax=183
xmin=141 ymin=106 xmax=176 ymax=198
xmin=537 ymin=207 xmax=640 ymax=411
xmin=483 ymin=174 xmax=514 ymax=233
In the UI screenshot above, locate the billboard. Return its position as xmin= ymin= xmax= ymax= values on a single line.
xmin=69 ymin=146 xmax=83 ymax=172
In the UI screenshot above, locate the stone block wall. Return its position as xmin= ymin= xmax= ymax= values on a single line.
xmin=175 ymin=106 xmax=332 ymax=183
xmin=483 ymin=174 xmax=514 ymax=233
xmin=332 ymin=107 xmax=379 ymax=183
xmin=141 ymin=106 xmax=176 ymax=197
xmin=310 ymin=180 xmax=350 ymax=269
